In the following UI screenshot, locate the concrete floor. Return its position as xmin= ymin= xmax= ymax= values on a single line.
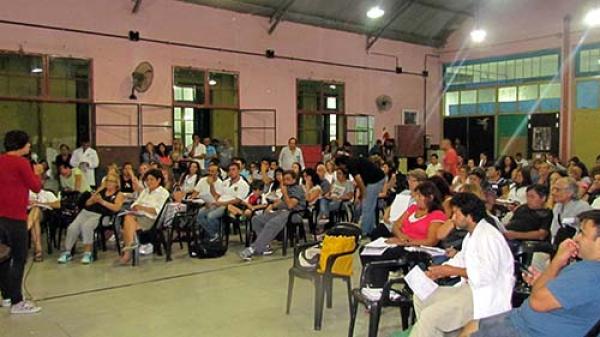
xmin=0 ymin=240 xmax=406 ymax=337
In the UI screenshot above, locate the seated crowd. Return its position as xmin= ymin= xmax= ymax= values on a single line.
xmin=13 ymin=135 xmax=600 ymax=336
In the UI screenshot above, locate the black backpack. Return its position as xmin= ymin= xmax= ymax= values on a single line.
xmin=193 ymin=240 xmax=228 ymax=259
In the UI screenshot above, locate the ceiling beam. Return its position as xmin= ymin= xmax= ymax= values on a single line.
xmin=366 ymin=0 xmax=416 ymax=51
xmin=268 ymin=0 xmax=296 ymax=34
xmin=415 ymin=0 xmax=473 ymax=17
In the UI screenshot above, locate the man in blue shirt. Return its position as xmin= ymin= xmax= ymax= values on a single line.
xmin=203 ymin=137 xmax=218 ymax=171
xmin=472 ymin=210 xmax=600 ymax=337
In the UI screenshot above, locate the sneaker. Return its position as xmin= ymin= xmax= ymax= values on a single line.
xmin=317 ymin=217 xmax=329 ymax=226
xmin=81 ymin=252 xmax=93 ymax=264
xmin=1 ymin=299 xmax=11 ymax=308
xmin=57 ymin=252 xmax=72 ymax=264
xmin=239 ymin=247 xmax=255 ymax=261
xmin=10 ymin=301 xmax=41 ymax=314
xmin=139 ymin=243 xmax=154 ymax=255
xmin=262 ymin=245 xmax=273 ymax=256
xmin=108 ymin=234 xmax=116 ymax=242
xmin=208 ymin=234 xmax=220 ymax=242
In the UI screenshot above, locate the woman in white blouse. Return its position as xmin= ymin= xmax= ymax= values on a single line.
xmin=508 ymin=167 xmax=531 ymax=205
xmin=120 ymin=169 xmax=170 ymax=264
xmin=178 ymin=161 xmax=200 ymax=196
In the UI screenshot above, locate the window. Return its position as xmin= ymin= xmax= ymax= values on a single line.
xmin=0 ymin=52 xmax=92 ymax=154
xmin=296 ymin=79 xmax=345 ymax=145
xmin=49 ymin=57 xmax=91 ymax=99
xmin=499 ymin=87 xmax=517 ymax=102
xmin=209 ymin=72 xmax=238 ymax=107
xmin=173 ymin=68 xmax=205 ymax=104
xmin=172 ymin=67 xmax=240 ymax=148
xmin=444 ymin=91 xmax=459 ymax=116
xmin=444 ymin=51 xmax=560 ymax=87
xmin=174 ymin=107 xmax=195 ymax=146
xmin=518 ymin=85 xmax=539 ymax=101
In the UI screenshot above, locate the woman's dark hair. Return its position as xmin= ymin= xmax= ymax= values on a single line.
xmin=515 ymin=167 xmax=532 ymax=188
xmin=428 ymin=175 xmax=452 ymax=199
xmin=143 ymin=168 xmax=164 ymax=187
xmin=334 ymin=155 xmax=350 ymax=168
xmin=156 ymin=142 xmax=169 ymax=157
xmin=449 ymin=192 xmax=488 ymax=223
xmin=383 ymin=161 xmax=396 ymax=179
xmin=303 ymin=168 xmax=321 ymax=186
xmin=415 ymin=181 xmax=443 ymax=212
xmin=179 ymin=161 xmax=201 ymax=187
xmin=59 ymin=143 xmax=70 ymax=151
xmin=469 ymin=167 xmax=487 ymax=182
xmin=526 ymin=184 xmax=549 ymax=199
xmin=270 ymin=168 xmax=284 ymax=190
xmin=4 ymin=130 xmax=29 ymax=152
xmin=291 ymin=161 xmax=303 ymax=171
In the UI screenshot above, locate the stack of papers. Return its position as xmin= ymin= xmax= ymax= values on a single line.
xmin=360 ymin=237 xmax=397 ymax=256
xmin=404 ymin=246 xmax=447 ymax=257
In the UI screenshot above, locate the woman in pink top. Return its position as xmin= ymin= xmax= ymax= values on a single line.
xmin=387 ymin=181 xmax=447 ymax=246
xmin=361 ymin=181 xmax=446 ymax=287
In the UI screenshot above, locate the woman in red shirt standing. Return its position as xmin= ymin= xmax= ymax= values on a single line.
xmin=0 ymin=130 xmax=44 ymax=314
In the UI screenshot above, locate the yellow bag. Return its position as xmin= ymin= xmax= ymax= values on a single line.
xmin=318 ymin=235 xmax=356 ymax=276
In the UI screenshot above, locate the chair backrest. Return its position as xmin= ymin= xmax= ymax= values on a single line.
xmin=326 ymin=222 xmax=361 ymax=247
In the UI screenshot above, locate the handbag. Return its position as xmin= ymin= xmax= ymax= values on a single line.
xmin=318 ymin=235 xmax=356 ymax=276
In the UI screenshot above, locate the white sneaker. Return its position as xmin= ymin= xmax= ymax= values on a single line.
xmin=139 ymin=243 xmax=154 ymax=255
xmin=10 ymin=300 xmax=42 ymax=314
xmin=1 ymin=299 xmax=11 ymax=308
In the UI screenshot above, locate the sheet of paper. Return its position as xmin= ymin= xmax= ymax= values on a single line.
xmin=405 ymin=246 xmax=447 ymax=257
xmin=365 ymin=237 xmax=397 ymax=248
xmin=360 ymin=246 xmax=389 ymax=256
xmin=404 ymin=266 xmax=439 ymax=301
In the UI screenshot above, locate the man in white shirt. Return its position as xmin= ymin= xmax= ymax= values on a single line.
xmin=192 ymin=162 xmax=223 ymax=203
xmin=408 ymin=192 xmax=514 ymax=337
xmin=186 ymin=134 xmax=207 ymax=171
xmin=69 ymin=140 xmax=99 ymax=188
xmin=196 ymin=162 xmax=249 ymax=241
xmin=426 ymin=153 xmax=442 ymax=177
xmin=278 ymin=137 xmax=304 ymax=171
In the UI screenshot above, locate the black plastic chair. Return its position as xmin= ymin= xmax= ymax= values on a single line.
xmin=349 ymin=252 xmax=432 ymax=337
xmin=166 ymin=201 xmax=202 ymax=259
xmin=511 ymin=240 xmax=555 ymax=307
xmin=348 ymin=259 xmax=414 ymax=337
xmin=286 ymin=222 xmax=362 ymax=331
xmin=130 ymin=201 xmax=169 ymax=266
xmin=281 ymin=208 xmax=309 ymax=256
xmin=92 ymin=213 xmax=119 ymax=260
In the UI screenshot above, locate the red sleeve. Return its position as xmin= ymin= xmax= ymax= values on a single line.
xmin=19 ymin=159 xmax=42 ymax=193
xmin=406 ymin=204 xmax=418 ymax=215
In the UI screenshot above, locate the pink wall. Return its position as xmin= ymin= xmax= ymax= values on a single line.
xmin=0 ymin=0 xmax=443 ymax=147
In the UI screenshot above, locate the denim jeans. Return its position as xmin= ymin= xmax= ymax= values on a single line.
xmin=360 ymin=178 xmax=385 ymax=235
xmin=471 ymin=311 xmax=522 ymax=337
xmin=196 ymin=206 xmax=226 ymax=237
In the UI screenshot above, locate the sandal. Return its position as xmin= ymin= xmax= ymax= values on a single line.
xmin=33 ymin=251 xmax=43 ymax=262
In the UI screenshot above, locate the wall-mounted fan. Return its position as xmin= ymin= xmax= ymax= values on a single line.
xmin=376 ymin=94 xmax=392 ymax=112
xmin=129 ymin=61 xmax=153 ymax=100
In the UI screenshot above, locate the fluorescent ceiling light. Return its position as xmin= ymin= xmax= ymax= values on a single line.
xmin=329 ymin=84 xmax=337 ymax=90
xmin=367 ymin=6 xmax=385 ymax=19
xmin=31 ymin=67 xmax=43 ymax=73
xmin=470 ymin=29 xmax=487 ymax=43
xmin=585 ymin=8 xmax=600 ymax=27
xmin=209 ymin=79 xmax=217 ymax=86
